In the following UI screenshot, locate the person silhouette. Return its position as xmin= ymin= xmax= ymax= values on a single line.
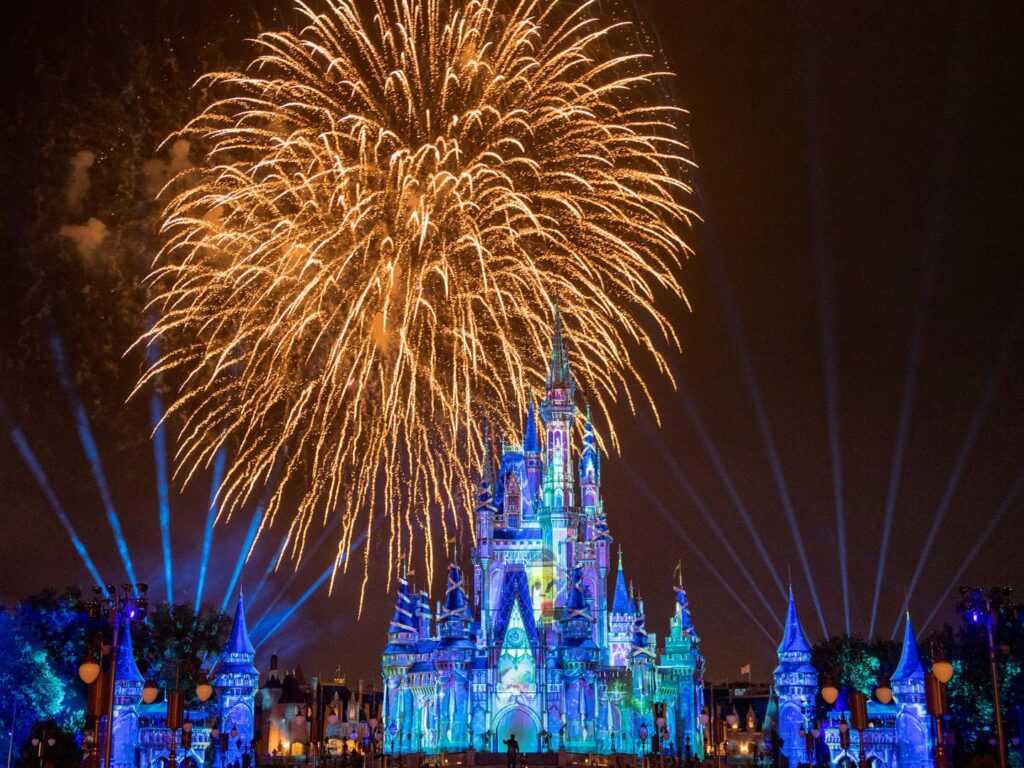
xmin=504 ymin=734 xmax=520 ymax=768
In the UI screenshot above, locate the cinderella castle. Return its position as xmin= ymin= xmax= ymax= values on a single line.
xmin=381 ymin=317 xmax=706 ymax=756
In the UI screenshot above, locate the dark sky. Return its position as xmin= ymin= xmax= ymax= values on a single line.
xmin=1 ymin=0 xmax=1022 ymax=684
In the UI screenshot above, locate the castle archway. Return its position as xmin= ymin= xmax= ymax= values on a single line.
xmin=495 ymin=706 xmax=540 ymax=753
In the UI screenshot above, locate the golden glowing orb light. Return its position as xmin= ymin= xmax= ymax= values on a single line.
xmin=138 ymin=0 xmax=696 ymax=599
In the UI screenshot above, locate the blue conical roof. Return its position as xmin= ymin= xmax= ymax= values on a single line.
xmin=523 ymin=397 xmax=539 ymax=453
xmin=224 ymin=593 xmax=255 ymax=656
xmin=115 ymin=621 xmax=144 ymax=684
xmin=891 ymin=613 xmax=925 ymax=682
xmin=777 ymin=587 xmax=812 ymax=656
xmin=674 ymin=584 xmax=695 ymax=633
xmin=564 ymin=566 xmax=590 ymax=616
xmin=612 ymin=549 xmax=632 ymax=614
xmin=389 ymin=578 xmax=417 ymax=635
xmin=441 ymin=563 xmax=470 ymax=619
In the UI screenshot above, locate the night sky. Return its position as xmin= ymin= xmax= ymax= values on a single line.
xmin=2 ymin=1 xmax=1022 ymax=684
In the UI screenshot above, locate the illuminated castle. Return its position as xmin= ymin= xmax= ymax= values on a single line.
xmin=381 ymin=318 xmax=705 ymax=756
xmin=773 ymin=591 xmax=933 ymax=768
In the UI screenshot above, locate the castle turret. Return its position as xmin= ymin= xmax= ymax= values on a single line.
xmin=213 ymin=594 xmax=259 ymax=767
xmin=608 ymin=549 xmax=634 ymax=667
xmin=110 ymin=621 xmax=144 ymax=768
xmin=523 ymin=397 xmax=541 ymax=513
xmin=773 ymin=588 xmax=817 ymax=768
xmin=661 ymin=579 xmax=705 ymax=760
xmin=892 ymin=614 xmax=931 ymax=768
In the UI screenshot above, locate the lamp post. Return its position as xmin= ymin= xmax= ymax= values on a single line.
xmin=79 ymin=583 xmax=149 ymax=768
xmin=958 ymin=586 xmax=1020 ymax=768
xmin=639 ymin=723 xmax=649 ymax=768
xmin=926 ymin=639 xmax=954 ymax=768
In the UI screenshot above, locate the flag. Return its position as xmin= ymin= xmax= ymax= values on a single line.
xmin=740 ymin=663 xmax=751 ymax=676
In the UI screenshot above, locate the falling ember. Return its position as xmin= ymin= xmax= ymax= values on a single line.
xmin=138 ymin=0 xmax=697 ymax=600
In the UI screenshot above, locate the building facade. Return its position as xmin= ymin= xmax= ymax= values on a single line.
xmin=381 ymin=320 xmax=705 ymax=756
xmin=108 ymin=595 xmax=259 ymax=768
xmin=773 ymin=591 xmax=933 ymax=768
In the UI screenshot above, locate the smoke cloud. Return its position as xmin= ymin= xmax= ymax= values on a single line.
xmin=143 ymin=139 xmax=192 ymax=197
xmin=59 ymin=217 xmax=109 ymax=260
xmin=66 ymin=150 xmax=95 ymax=212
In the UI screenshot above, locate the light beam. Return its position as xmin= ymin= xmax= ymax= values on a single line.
xmin=253 ymin=531 xmax=368 ymax=648
xmin=47 ymin=327 xmax=137 ymax=585
xmin=3 ymin=411 xmax=105 ymax=587
xmin=921 ymin=472 xmax=1024 ymax=632
xmin=623 ymin=464 xmax=778 ymax=646
xmin=194 ymin=444 xmax=227 ymax=612
xmin=890 ymin=291 xmax=1024 ymax=638
xmin=702 ymin=216 xmax=828 ymax=636
xmin=145 ymin=333 xmax=174 ymax=602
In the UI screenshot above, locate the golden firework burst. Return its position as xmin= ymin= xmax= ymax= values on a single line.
xmin=139 ymin=0 xmax=696 ymax=600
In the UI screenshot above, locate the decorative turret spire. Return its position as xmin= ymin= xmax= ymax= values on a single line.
xmin=388 ymin=577 xmax=417 ymax=635
xmin=439 ymin=562 xmax=473 ymax=642
xmin=115 ymin=620 xmax=145 ymax=686
xmin=629 ymin=614 xmax=655 ymax=660
xmin=674 ymin=583 xmax=695 ymax=636
xmin=523 ymin=395 xmax=539 ymax=453
xmin=777 ymin=586 xmax=812 ymax=658
xmin=547 ymin=302 xmax=573 ymax=389
xmin=224 ymin=593 xmax=256 ymax=657
xmin=891 ymin=613 xmax=925 ymax=682
xmin=561 ymin=566 xmax=594 ymax=641
xmin=612 ymin=547 xmax=632 ymax=614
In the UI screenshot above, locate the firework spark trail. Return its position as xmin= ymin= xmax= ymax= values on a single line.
xmin=138 ymin=0 xmax=695 ymax=596
xmin=3 ymin=413 xmax=106 ymax=587
xmin=49 ymin=328 xmax=138 ymax=586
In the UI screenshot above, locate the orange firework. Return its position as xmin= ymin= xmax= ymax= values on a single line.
xmin=138 ymin=0 xmax=696 ymax=598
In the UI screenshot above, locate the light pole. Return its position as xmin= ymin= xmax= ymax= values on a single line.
xmin=78 ymin=583 xmax=149 ymax=768
xmin=958 ymin=586 xmax=1020 ymax=768
xmin=639 ymin=723 xmax=649 ymax=767
xmin=926 ymin=639 xmax=954 ymax=768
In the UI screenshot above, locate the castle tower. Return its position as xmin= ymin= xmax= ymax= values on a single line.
xmin=213 ymin=594 xmax=260 ymax=767
xmin=608 ymin=549 xmax=635 ymax=668
xmin=110 ymin=621 xmax=144 ymax=768
xmin=773 ymin=588 xmax=817 ymax=768
xmin=436 ymin=562 xmax=474 ymax=750
xmin=382 ymin=577 xmax=416 ymax=752
xmin=540 ymin=306 xmax=576 ymax=509
xmin=660 ymin=579 xmax=705 ymax=759
xmin=558 ymin=566 xmax=600 ymax=750
xmin=523 ymin=397 xmax=542 ymax=515
xmin=539 ymin=307 xmax=577 ymax=611
xmin=892 ymin=614 xmax=931 ymax=768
